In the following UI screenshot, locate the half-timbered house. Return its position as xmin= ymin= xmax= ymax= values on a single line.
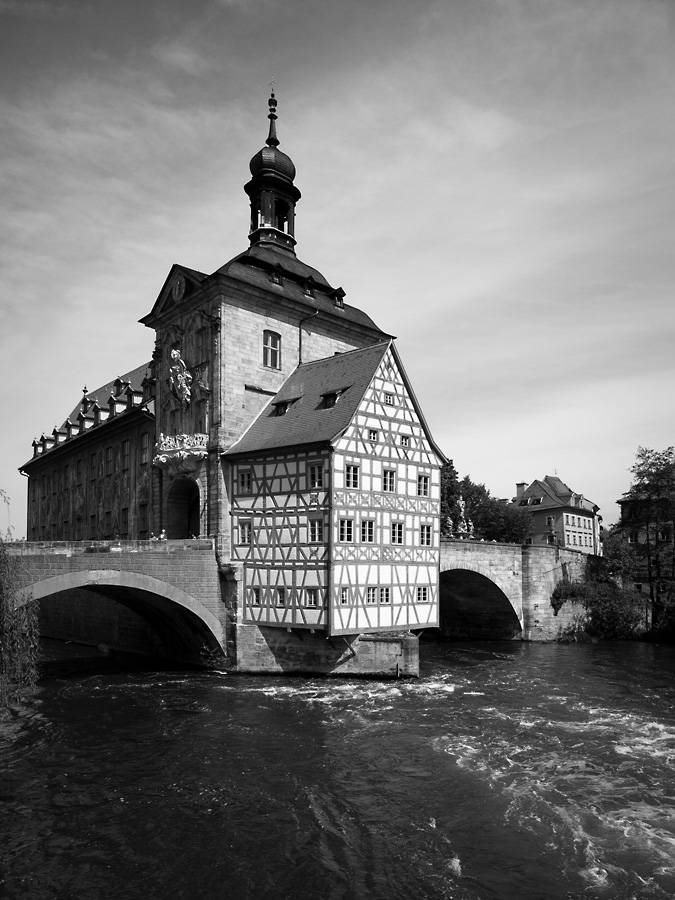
xmin=226 ymin=340 xmax=444 ymax=637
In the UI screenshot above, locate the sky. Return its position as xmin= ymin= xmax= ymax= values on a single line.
xmin=1 ymin=0 xmax=673 ymax=538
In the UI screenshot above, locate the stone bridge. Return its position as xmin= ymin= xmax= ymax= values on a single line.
xmin=7 ymin=538 xmax=590 ymax=671
xmin=439 ymin=539 xmax=587 ymax=640
xmin=10 ymin=540 xmax=229 ymax=664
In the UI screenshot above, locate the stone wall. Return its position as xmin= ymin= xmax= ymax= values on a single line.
xmin=233 ymin=623 xmax=418 ymax=677
xmin=521 ymin=546 xmax=588 ymax=640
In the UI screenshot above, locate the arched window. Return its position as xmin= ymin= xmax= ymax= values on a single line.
xmin=263 ymin=330 xmax=281 ymax=369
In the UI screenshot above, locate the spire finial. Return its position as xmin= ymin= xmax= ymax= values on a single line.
xmin=266 ymin=85 xmax=279 ymax=148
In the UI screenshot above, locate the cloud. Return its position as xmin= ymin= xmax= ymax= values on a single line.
xmin=0 ymin=0 xmax=71 ymax=17
xmin=151 ymin=41 xmax=215 ymax=76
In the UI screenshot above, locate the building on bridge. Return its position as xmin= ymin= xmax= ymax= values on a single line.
xmin=514 ymin=475 xmax=602 ymax=555
xmin=19 ymin=92 xmax=444 ymax=663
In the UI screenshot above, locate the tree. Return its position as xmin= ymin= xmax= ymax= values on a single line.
xmin=618 ymin=447 xmax=675 ymax=629
xmin=0 ymin=492 xmax=39 ymax=709
xmin=439 ymin=461 xmax=530 ymax=544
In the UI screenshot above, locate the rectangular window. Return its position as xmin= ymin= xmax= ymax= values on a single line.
xmin=238 ymin=471 xmax=252 ymax=494
xmin=361 ymin=520 xmax=375 ymax=543
xmin=104 ymin=510 xmax=112 ymax=537
xmin=251 ymin=588 xmax=261 ymax=606
xmin=139 ymin=504 xmax=148 ymax=536
xmin=140 ymin=433 xmax=149 ymax=465
xmin=120 ymin=507 xmax=129 ymax=536
xmin=546 ymin=516 xmax=554 ymax=527
xmin=89 ymin=514 xmax=97 ymax=538
xmin=391 ymin=522 xmax=404 ymax=544
xmin=628 ymin=531 xmax=638 ymax=544
xmin=383 ymin=469 xmax=396 ymax=492
xmin=417 ymin=475 xmax=430 ymax=497
xmin=76 ymin=459 xmax=83 ymax=485
xmin=276 ymin=588 xmax=286 ymax=607
xmin=379 ymin=587 xmax=391 ymax=604
xmin=339 ymin=587 xmax=349 ymax=606
xmin=384 ymin=392 xmax=395 ymax=406
xmin=400 ymin=435 xmax=410 ymax=448
xmin=239 ymin=520 xmax=252 ymax=544
xmin=346 ymin=465 xmax=359 ymax=489
xmin=368 ymin=429 xmax=378 ymax=442
xmin=263 ymin=331 xmax=281 ymax=369
xmin=309 ymin=465 xmax=324 ymax=489
xmin=565 ymin=514 xmax=569 ymax=525
xmin=121 ymin=440 xmax=130 ymax=470
xmin=309 ymin=519 xmax=324 ymax=543
xmin=196 ymin=327 xmax=208 ymax=363
xmin=306 ymin=588 xmax=318 ymax=608
xmin=417 ymin=586 xmax=429 ymax=603
xmin=420 ymin=524 xmax=432 ymax=546
xmin=339 ymin=519 xmax=353 ymax=542
xmin=105 ymin=446 xmax=113 ymax=476
xmin=366 ymin=587 xmax=378 ymax=605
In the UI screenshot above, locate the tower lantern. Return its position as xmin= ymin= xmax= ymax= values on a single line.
xmin=244 ymin=92 xmax=301 ymax=254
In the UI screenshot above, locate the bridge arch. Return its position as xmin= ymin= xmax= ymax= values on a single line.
xmin=23 ymin=569 xmax=224 ymax=663
xmin=438 ymin=561 xmax=523 ymax=640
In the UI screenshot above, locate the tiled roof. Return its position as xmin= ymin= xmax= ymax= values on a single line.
xmin=65 ymin=362 xmax=152 ymax=423
xmin=225 ymin=342 xmax=391 ymax=457
xmin=215 ymin=245 xmax=388 ymax=336
xmin=520 ymin=475 xmax=598 ymax=512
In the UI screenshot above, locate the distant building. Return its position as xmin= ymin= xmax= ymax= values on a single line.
xmin=514 ymin=476 xmax=602 ymax=555
xmin=20 ymin=92 xmax=445 ymax=638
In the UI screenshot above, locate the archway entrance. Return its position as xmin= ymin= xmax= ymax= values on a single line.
xmin=437 ymin=569 xmax=522 ymax=640
xmin=166 ymin=477 xmax=200 ymax=538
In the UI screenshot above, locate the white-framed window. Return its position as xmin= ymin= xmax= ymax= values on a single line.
xmin=238 ymin=471 xmax=252 ymax=494
xmin=366 ymin=587 xmax=378 ymax=605
xmin=346 ymin=465 xmax=360 ymax=489
xmin=263 ymin=330 xmax=281 ymax=369
xmin=309 ymin=464 xmax=324 ymax=489
xmin=306 ymin=588 xmax=318 ymax=608
xmin=368 ymin=429 xmax=379 ymax=442
xmin=339 ymin=519 xmax=353 ymax=542
xmin=239 ymin=520 xmax=252 ymax=545
xmin=383 ymin=469 xmax=396 ymax=492
xmin=309 ymin=519 xmax=324 ymax=543
xmin=546 ymin=515 xmax=554 ymax=527
xmin=417 ymin=475 xmax=430 ymax=497
xmin=251 ymin=587 xmax=261 ymax=606
xmin=361 ymin=520 xmax=375 ymax=542
xmin=379 ymin=587 xmax=391 ymax=604
xmin=339 ymin=587 xmax=350 ymax=606
xmin=400 ymin=435 xmax=410 ymax=448
xmin=417 ymin=586 xmax=429 ymax=603
xmin=391 ymin=522 xmax=404 ymax=544
xmin=565 ymin=514 xmax=569 ymax=524
xmin=420 ymin=524 xmax=432 ymax=546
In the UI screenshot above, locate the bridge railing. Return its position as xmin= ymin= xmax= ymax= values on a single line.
xmin=7 ymin=539 xmax=215 ymax=556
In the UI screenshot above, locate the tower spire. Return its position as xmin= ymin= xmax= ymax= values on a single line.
xmin=266 ymin=91 xmax=279 ymax=148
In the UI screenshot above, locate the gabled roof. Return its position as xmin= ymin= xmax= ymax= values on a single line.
xmin=224 ymin=342 xmax=392 ymax=456
xmin=140 ymin=245 xmax=389 ymax=338
xmin=519 ymin=475 xmax=599 ymax=513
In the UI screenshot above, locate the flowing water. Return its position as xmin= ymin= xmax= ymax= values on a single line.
xmin=2 ymin=640 xmax=675 ymax=900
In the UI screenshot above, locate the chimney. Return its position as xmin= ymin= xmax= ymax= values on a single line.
xmin=516 ymin=482 xmax=526 ymax=500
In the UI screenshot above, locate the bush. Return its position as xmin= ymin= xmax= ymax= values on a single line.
xmin=0 ymin=540 xmax=39 ymax=709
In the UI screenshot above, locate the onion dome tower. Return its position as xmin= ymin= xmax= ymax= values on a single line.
xmin=244 ymin=92 xmax=301 ymax=254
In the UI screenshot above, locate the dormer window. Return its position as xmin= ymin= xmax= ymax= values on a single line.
xmin=331 ymin=288 xmax=346 ymax=309
xmin=303 ymin=281 xmax=315 ymax=298
xmin=270 ymin=269 xmax=283 ymax=286
xmin=272 ymin=397 xmax=298 ymax=416
xmin=322 ymin=392 xmax=338 ymax=408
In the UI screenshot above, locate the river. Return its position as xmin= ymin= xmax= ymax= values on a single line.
xmin=2 ymin=640 xmax=675 ymax=900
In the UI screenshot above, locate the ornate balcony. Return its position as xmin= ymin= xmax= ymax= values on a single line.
xmin=153 ymin=433 xmax=208 ymax=475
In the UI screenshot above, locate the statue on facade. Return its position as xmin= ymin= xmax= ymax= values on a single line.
xmin=168 ymin=348 xmax=192 ymax=405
